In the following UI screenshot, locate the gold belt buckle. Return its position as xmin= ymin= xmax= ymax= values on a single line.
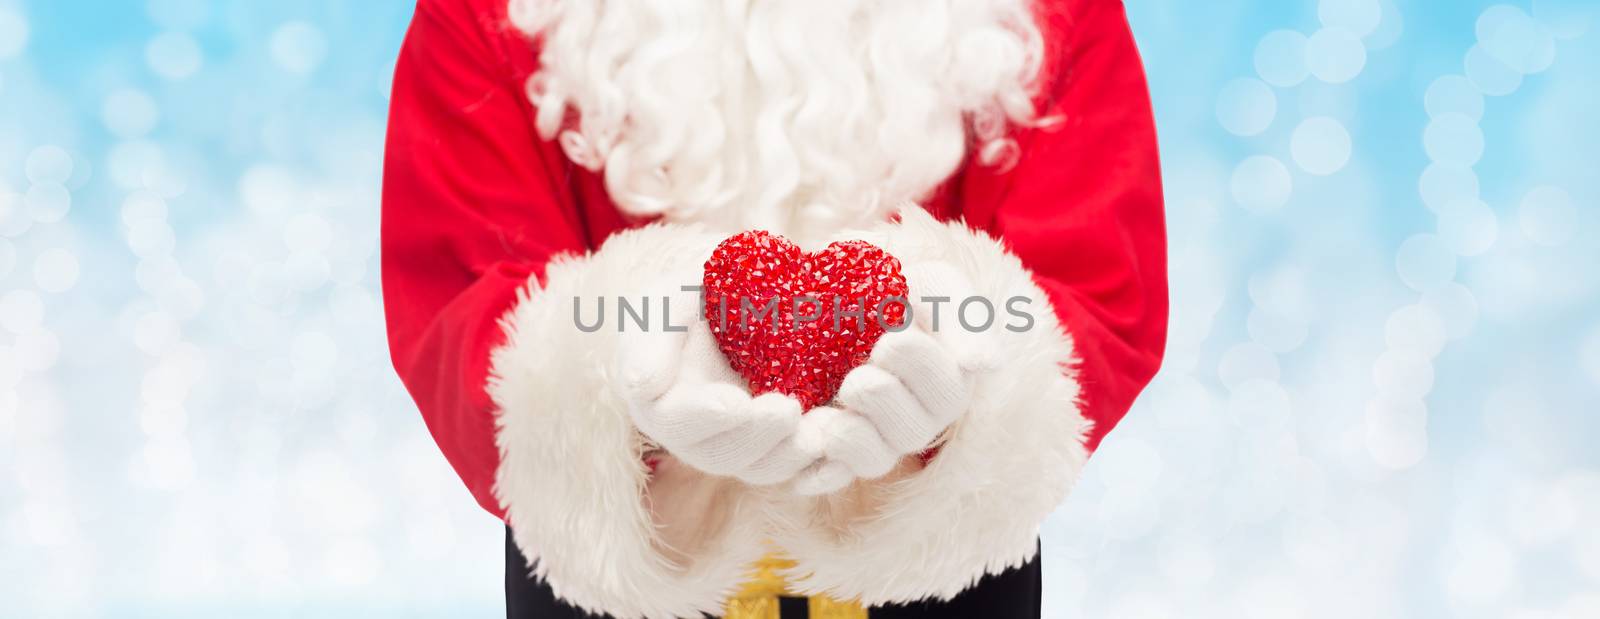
xmin=724 ymin=554 xmax=867 ymax=619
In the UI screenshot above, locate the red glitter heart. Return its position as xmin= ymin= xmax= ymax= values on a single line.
xmin=703 ymin=231 xmax=909 ymax=409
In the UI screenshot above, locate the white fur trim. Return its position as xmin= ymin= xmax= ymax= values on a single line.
xmin=768 ymin=207 xmax=1090 ymax=604
xmin=488 ymin=223 xmax=770 ymax=619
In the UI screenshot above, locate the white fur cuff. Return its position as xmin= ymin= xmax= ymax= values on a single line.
xmin=487 ymin=223 xmax=768 ymax=619
xmin=770 ymin=208 xmax=1091 ymax=605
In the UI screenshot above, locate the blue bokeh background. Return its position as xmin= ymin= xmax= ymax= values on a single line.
xmin=1 ymin=1 xmax=1596 ymax=617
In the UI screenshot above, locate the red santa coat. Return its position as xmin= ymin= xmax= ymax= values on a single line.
xmin=382 ymin=0 xmax=1166 ymax=614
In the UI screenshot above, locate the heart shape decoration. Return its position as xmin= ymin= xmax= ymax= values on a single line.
xmin=703 ymin=231 xmax=909 ymax=409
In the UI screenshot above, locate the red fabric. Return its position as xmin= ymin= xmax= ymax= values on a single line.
xmin=381 ymin=0 xmax=1168 ymax=520
xmin=925 ymin=0 xmax=1169 ymax=452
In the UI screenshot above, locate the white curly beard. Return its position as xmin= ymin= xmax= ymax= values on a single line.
xmin=508 ymin=0 xmax=1045 ymax=238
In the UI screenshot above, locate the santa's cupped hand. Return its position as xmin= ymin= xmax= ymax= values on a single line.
xmin=791 ymin=260 xmax=996 ymax=495
xmin=616 ymin=288 xmax=823 ymax=486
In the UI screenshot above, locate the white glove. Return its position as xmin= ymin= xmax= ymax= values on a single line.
xmin=616 ymin=292 xmax=821 ymax=485
xmin=792 ymin=261 xmax=992 ymax=495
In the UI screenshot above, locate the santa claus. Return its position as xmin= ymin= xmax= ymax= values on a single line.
xmin=381 ymin=0 xmax=1167 ymax=616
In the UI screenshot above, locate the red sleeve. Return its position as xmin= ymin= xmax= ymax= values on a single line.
xmin=381 ymin=0 xmax=586 ymax=519
xmin=960 ymin=0 xmax=1168 ymax=452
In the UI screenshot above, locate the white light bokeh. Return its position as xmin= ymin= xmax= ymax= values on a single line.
xmin=126 ymin=218 xmax=177 ymax=258
xmin=270 ymin=22 xmax=328 ymax=75
xmin=1532 ymin=0 xmax=1594 ymax=39
xmin=0 ymin=238 xmax=15 ymax=278
xmin=1505 ymin=475 xmax=1580 ymax=547
xmin=1425 ymin=75 xmax=1485 ymax=121
xmin=1464 ymin=44 xmax=1523 ymax=96
xmin=1305 ymin=27 xmax=1367 ymax=83
xmin=1318 ymin=0 xmax=1381 ymax=38
xmin=1 ymin=191 xmax=31 ymax=237
xmin=1218 ymin=341 xmax=1280 ymax=390
xmin=1247 ymin=306 xmax=1308 ymax=353
xmin=106 ymin=140 xmax=165 ymax=189
xmin=14 ymin=328 xmax=60 ymax=372
xmin=1424 ymin=113 xmax=1485 ymax=167
xmin=1364 ymin=395 xmax=1428 ymax=469
xmin=1395 ymin=233 xmax=1457 ymax=292
xmin=145 ymin=31 xmax=204 ymax=80
xmin=284 ymin=212 xmax=334 ymax=254
xmin=25 ymin=146 xmax=73 ymax=185
xmin=1254 ymin=29 xmax=1310 ymax=87
xmin=1216 ymin=78 xmax=1277 ymax=136
xmin=32 ymin=248 xmax=80 ymax=293
xmin=1434 ymin=197 xmax=1499 ymax=256
xmin=1517 ymin=186 xmax=1577 ymax=247
xmin=0 ymin=7 xmax=27 ymax=60
xmin=1581 ymin=327 xmax=1600 ymax=386
xmin=1366 ymin=0 xmax=1405 ymax=50
xmin=146 ymin=0 xmax=211 ymax=31
xmin=1373 ymin=346 xmax=1435 ymax=398
xmin=1420 ymin=283 xmax=1479 ymax=340
xmin=102 ymin=89 xmax=161 ymax=139
xmin=1419 ymin=163 xmax=1480 ymax=211
xmin=24 ymin=183 xmax=70 ymax=223
xmin=1479 ymin=4 xmax=1557 ymax=75
xmin=0 ymin=289 xmax=45 ymax=334
xmin=240 ymin=163 xmax=300 ymax=215
xmin=1384 ymin=304 xmax=1447 ymax=358
xmin=1444 ymin=528 xmax=1517 ymax=610
xmin=1290 ymin=116 xmax=1352 ymax=175
xmin=1230 ymin=155 xmax=1292 ymax=212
